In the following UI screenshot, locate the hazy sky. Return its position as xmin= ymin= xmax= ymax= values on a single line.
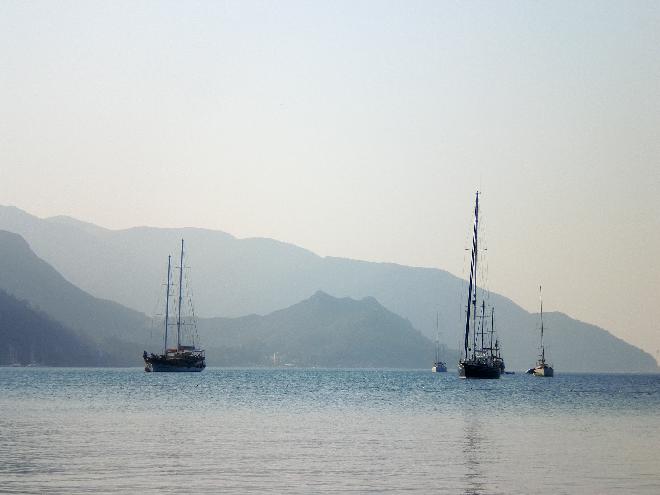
xmin=1 ymin=1 xmax=659 ymax=358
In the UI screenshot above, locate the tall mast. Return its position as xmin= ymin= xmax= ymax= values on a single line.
xmin=176 ymin=239 xmax=184 ymax=350
xmin=490 ymin=308 xmax=495 ymax=352
xmin=163 ymin=255 xmax=171 ymax=354
xmin=474 ymin=193 xmax=479 ymax=358
xmin=464 ymin=253 xmax=474 ymax=357
xmin=480 ymin=300 xmax=486 ymax=351
xmin=539 ymin=285 xmax=544 ymax=362
xmin=463 ymin=191 xmax=479 ymax=358
xmin=435 ymin=312 xmax=440 ymax=362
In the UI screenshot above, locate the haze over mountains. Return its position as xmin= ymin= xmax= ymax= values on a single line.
xmin=0 ymin=205 xmax=657 ymax=372
xmin=199 ymin=290 xmax=454 ymax=368
xmin=0 ymin=289 xmax=102 ymax=366
xmin=0 ymin=229 xmax=445 ymax=368
xmin=0 ymin=230 xmax=150 ymax=365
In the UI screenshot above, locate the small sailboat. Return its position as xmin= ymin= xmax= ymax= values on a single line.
xmin=458 ymin=192 xmax=502 ymax=379
xmin=527 ymin=285 xmax=553 ymax=377
xmin=432 ymin=312 xmax=447 ymax=372
xmin=143 ymin=239 xmax=206 ymax=372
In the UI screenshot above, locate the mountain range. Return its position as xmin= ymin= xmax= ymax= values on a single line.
xmin=0 ymin=229 xmax=151 ymax=365
xmin=198 ymin=290 xmax=456 ymax=368
xmin=0 ymin=205 xmax=657 ymax=372
xmin=0 ymin=288 xmax=103 ymax=366
xmin=0 ymin=229 xmax=448 ymax=368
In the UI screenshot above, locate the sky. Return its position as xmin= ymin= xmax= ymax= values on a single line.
xmin=1 ymin=0 xmax=659 ymax=359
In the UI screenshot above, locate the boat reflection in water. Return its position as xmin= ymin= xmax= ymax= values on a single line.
xmin=461 ymin=413 xmax=489 ymax=495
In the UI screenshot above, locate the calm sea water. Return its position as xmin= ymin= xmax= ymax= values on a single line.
xmin=1 ymin=368 xmax=658 ymax=494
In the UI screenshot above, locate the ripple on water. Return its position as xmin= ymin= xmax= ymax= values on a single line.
xmin=0 ymin=368 xmax=659 ymax=494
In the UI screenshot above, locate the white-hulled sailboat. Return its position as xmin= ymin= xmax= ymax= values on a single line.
xmin=527 ymin=285 xmax=553 ymax=377
xmin=432 ymin=312 xmax=447 ymax=372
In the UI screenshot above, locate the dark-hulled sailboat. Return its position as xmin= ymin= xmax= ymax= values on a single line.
xmin=143 ymin=239 xmax=205 ymax=372
xmin=458 ymin=192 xmax=502 ymax=379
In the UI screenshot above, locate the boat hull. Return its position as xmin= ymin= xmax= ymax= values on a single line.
xmin=143 ymin=353 xmax=205 ymax=373
xmin=432 ymin=362 xmax=447 ymax=373
xmin=458 ymin=360 xmax=501 ymax=379
xmin=146 ymin=362 xmax=205 ymax=372
xmin=533 ymin=364 xmax=554 ymax=377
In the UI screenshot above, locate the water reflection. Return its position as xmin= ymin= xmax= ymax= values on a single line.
xmin=1 ymin=369 xmax=659 ymax=494
xmin=462 ymin=413 xmax=488 ymax=495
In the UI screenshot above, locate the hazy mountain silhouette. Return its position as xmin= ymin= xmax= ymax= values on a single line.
xmin=198 ymin=290 xmax=456 ymax=368
xmin=0 ymin=230 xmax=153 ymax=364
xmin=0 ymin=289 xmax=105 ymax=366
xmin=0 ymin=230 xmax=453 ymax=368
xmin=0 ymin=206 xmax=657 ymax=372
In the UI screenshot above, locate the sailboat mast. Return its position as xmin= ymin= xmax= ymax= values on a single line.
xmin=490 ymin=308 xmax=495 ymax=352
xmin=435 ymin=312 xmax=440 ymax=362
xmin=176 ymin=239 xmax=184 ymax=350
xmin=539 ymin=285 xmax=544 ymax=362
xmin=472 ymin=192 xmax=479 ymax=358
xmin=163 ymin=255 xmax=171 ymax=354
xmin=480 ymin=300 xmax=486 ymax=351
xmin=464 ymin=192 xmax=479 ymax=358
xmin=464 ymin=254 xmax=475 ymax=358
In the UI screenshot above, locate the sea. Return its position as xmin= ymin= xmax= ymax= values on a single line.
xmin=1 ymin=368 xmax=659 ymax=494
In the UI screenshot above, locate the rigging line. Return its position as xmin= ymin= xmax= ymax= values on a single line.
xmin=176 ymin=239 xmax=184 ymax=349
